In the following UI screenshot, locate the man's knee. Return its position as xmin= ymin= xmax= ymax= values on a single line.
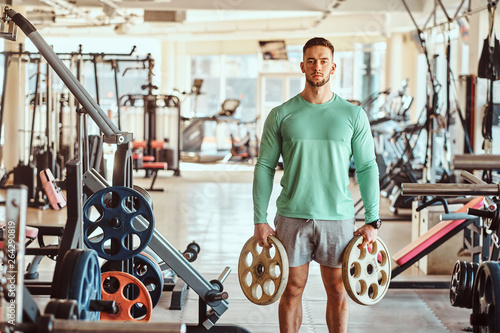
xmin=283 ymin=278 xmax=306 ymax=299
xmin=283 ymin=264 xmax=309 ymax=299
xmin=321 ymin=266 xmax=346 ymax=297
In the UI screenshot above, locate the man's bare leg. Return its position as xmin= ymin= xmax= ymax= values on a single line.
xmin=278 ymin=263 xmax=309 ymax=333
xmin=320 ymin=265 xmax=349 ymax=333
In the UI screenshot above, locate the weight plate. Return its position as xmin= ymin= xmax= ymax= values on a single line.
xmin=101 ymin=252 xmax=163 ymax=318
xmin=83 ymin=186 xmax=155 ymax=261
xmin=238 ymin=235 xmax=289 ymax=305
xmin=68 ymin=250 xmax=102 ymax=321
xmin=141 ymin=251 xmax=165 ymax=292
xmin=471 ymin=261 xmax=500 ymax=332
xmin=133 ymin=185 xmax=153 ymax=211
xmin=342 ymin=236 xmax=392 ymax=306
xmin=463 ymin=261 xmax=475 ymax=309
xmin=50 ymin=249 xmax=102 ymax=321
xmin=45 ymin=300 xmax=78 ymax=320
xmin=51 ymin=249 xmax=80 ymax=300
xmin=100 ymin=271 xmax=153 ymax=322
xmin=450 ymin=261 xmax=467 ymax=308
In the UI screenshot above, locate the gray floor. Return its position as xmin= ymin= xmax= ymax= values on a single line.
xmin=21 ymin=162 xmax=473 ymax=332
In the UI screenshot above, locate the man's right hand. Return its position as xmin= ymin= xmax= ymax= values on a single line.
xmin=254 ymin=223 xmax=276 ymax=248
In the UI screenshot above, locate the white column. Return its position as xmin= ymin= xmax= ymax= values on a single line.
xmin=2 ymin=6 xmax=27 ymax=170
xmin=385 ymin=33 xmax=404 ymax=91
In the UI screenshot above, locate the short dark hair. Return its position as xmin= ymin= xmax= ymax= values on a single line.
xmin=303 ymin=37 xmax=334 ymax=58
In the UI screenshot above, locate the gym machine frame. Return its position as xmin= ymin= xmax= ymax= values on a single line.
xmin=0 ymin=7 xmax=249 ymax=332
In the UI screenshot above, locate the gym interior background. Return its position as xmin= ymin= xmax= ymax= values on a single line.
xmin=0 ymin=0 xmax=500 ymax=332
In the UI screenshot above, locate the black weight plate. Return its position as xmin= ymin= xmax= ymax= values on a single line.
xmin=51 ymin=249 xmax=81 ymax=300
xmin=450 ymin=261 xmax=462 ymax=307
xmin=83 ymin=186 xmax=155 ymax=261
xmin=56 ymin=300 xmax=79 ymax=320
xmin=133 ymin=185 xmax=153 ymax=211
xmin=68 ymin=250 xmax=102 ymax=321
xmin=463 ymin=262 xmax=474 ymax=309
xmin=471 ymin=261 xmax=500 ymax=333
xmin=44 ymin=300 xmax=61 ymax=317
xmin=450 ymin=261 xmax=467 ymax=308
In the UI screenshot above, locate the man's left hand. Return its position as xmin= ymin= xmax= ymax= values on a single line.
xmin=353 ymin=224 xmax=378 ymax=249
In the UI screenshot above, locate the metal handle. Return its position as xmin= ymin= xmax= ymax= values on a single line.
xmin=460 ymin=171 xmax=497 ymax=211
xmin=401 ymin=183 xmax=500 ymax=196
xmin=467 ymin=208 xmax=494 ymax=219
xmin=461 ymin=171 xmax=487 ymax=185
xmin=440 ymin=213 xmax=478 ymax=221
xmin=453 ymin=154 xmax=500 ymax=170
xmin=217 ymin=266 xmax=231 ymax=284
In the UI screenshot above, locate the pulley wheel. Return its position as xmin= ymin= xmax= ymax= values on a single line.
xmin=51 ymin=249 xmax=102 ymax=321
xmin=101 ymin=252 xmax=163 ymax=318
xmin=470 ymin=261 xmax=500 ymax=332
xmin=238 ymin=235 xmax=289 ymax=305
xmin=83 ymin=186 xmax=155 ymax=261
xmin=342 ymin=235 xmax=391 ymax=306
xmin=100 ymin=271 xmax=153 ymax=322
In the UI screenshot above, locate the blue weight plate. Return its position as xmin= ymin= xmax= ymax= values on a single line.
xmin=83 ymin=186 xmax=155 ymax=261
xmin=68 ymin=249 xmax=102 ymax=321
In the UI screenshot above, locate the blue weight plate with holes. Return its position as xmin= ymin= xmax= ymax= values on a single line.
xmin=101 ymin=252 xmax=163 ymax=318
xmin=83 ymin=186 xmax=155 ymax=261
xmin=68 ymin=249 xmax=102 ymax=321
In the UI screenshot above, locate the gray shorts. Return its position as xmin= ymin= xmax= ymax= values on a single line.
xmin=274 ymin=214 xmax=355 ymax=268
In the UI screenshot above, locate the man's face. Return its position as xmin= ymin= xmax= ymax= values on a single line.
xmin=300 ymin=45 xmax=336 ymax=88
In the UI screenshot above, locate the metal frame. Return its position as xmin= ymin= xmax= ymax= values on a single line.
xmin=82 ymin=169 xmax=233 ymax=330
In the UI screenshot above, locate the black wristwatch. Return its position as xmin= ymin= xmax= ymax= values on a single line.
xmin=367 ymin=219 xmax=382 ymax=229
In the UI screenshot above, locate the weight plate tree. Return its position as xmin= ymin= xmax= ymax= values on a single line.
xmin=342 ymin=235 xmax=391 ymax=306
xmin=238 ymin=235 xmax=289 ymax=305
xmin=83 ymin=186 xmax=155 ymax=261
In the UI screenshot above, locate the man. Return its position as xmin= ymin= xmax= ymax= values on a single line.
xmin=252 ymin=37 xmax=380 ymax=333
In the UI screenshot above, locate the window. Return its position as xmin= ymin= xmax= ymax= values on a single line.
xmin=189 ymin=55 xmax=221 ymax=117
xmin=224 ymin=55 xmax=257 ymax=122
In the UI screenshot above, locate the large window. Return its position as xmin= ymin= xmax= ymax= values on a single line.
xmin=190 ymin=54 xmax=258 ymax=121
xmin=224 ymin=55 xmax=258 ymax=122
xmin=189 ymin=55 xmax=221 ymax=117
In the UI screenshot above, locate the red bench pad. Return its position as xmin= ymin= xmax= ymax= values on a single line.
xmin=133 ymin=140 xmax=147 ymax=149
xmin=143 ymin=162 xmax=168 ymax=170
xmin=393 ymin=196 xmax=484 ymax=266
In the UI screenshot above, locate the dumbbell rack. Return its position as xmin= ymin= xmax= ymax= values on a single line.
xmin=0 ymin=7 xmax=250 ymax=332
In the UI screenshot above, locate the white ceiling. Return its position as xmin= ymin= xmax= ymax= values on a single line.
xmin=5 ymin=0 xmax=493 ymax=39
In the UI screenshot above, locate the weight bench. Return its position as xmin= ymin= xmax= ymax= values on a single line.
xmin=390 ymin=196 xmax=484 ymax=288
xmin=141 ymin=162 xmax=168 ymax=192
xmin=132 ymin=140 xmax=169 ymax=191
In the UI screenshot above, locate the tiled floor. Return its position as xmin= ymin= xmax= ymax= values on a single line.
xmin=18 ymin=162 xmax=474 ymax=332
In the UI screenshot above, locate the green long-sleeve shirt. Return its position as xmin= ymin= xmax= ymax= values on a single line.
xmin=253 ymin=93 xmax=380 ymax=224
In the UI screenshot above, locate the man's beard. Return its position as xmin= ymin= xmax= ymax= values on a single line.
xmin=306 ymin=73 xmax=330 ymax=88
